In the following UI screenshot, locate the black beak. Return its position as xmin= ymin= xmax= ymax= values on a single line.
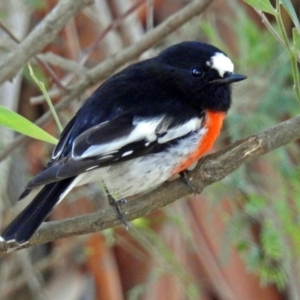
xmin=210 ymin=73 xmax=247 ymax=84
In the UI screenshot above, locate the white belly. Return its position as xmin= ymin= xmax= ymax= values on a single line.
xmin=77 ymin=128 xmax=207 ymax=199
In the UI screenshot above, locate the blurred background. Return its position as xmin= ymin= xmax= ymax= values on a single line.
xmin=0 ymin=0 xmax=300 ymax=299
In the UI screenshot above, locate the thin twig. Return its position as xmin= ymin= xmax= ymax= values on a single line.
xmin=182 ymin=201 xmax=237 ymax=300
xmin=254 ymin=9 xmax=285 ymax=48
xmin=37 ymin=60 xmax=68 ymax=91
xmin=254 ymin=8 xmax=300 ymax=63
xmin=80 ymin=0 xmax=145 ymax=65
xmin=113 ymin=0 xmax=143 ymax=44
xmin=0 ymin=245 xmax=74 ymax=297
xmin=0 ymin=21 xmax=20 ymax=43
xmin=0 ymin=20 xmax=67 ymax=90
xmin=37 ymin=53 xmax=87 ymax=79
xmin=146 ymin=0 xmax=154 ymax=32
xmin=16 ymin=251 xmax=47 ymax=300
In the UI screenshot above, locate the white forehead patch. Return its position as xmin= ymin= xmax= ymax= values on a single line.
xmin=206 ymin=52 xmax=234 ymax=77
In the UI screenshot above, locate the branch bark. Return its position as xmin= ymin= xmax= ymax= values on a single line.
xmin=1 ymin=114 xmax=300 ymax=253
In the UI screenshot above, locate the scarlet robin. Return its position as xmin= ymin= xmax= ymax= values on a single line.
xmin=1 ymin=41 xmax=246 ymax=245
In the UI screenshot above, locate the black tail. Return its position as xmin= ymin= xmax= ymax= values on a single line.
xmin=1 ymin=178 xmax=74 ymax=244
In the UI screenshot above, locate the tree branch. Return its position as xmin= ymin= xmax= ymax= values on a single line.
xmin=0 ymin=0 xmax=93 ymax=84
xmin=0 ymin=0 xmax=215 ymax=162
xmin=1 ymin=114 xmax=300 ymax=253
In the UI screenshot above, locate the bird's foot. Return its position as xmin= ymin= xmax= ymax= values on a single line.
xmin=108 ymin=196 xmax=130 ymax=229
xmin=179 ymin=171 xmax=197 ymax=194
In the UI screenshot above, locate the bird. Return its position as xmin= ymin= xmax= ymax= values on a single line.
xmin=0 ymin=41 xmax=246 ymax=246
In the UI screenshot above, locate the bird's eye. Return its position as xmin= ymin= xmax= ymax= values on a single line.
xmin=192 ymin=68 xmax=203 ymax=78
xmin=223 ymin=71 xmax=232 ymax=77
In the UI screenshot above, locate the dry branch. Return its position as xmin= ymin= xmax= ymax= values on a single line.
xmin=1 ymin=114 xmax=300 ymax=253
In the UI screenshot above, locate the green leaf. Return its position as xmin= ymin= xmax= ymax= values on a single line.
xmin=0 ymin=105 xmax=58 ymax=144
xmin=244 ymin=0 xmax=276 ymax=15
xmin=280 ymin=0 xmax=300 ymax=31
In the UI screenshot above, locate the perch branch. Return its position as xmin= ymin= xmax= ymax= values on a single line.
xmin=1 ymin=114 xmax=300 ymax=252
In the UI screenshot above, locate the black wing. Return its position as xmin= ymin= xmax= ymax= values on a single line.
xmin=24 ymin=57 xmax=205 ymax=189
xmin=26 ymin=112 xmax=203 ymax=188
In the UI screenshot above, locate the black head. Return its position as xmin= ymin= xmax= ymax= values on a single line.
xmin=157 ymin=41 xmax=246 ymax=112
